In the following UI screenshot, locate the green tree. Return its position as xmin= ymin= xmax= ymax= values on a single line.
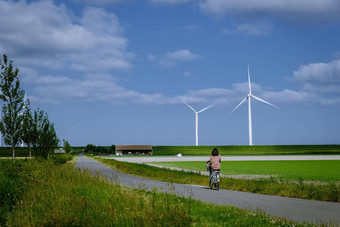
xmin=0 ymin=54 xmax=25 ymax=160
xmin=32 ymin=109 xmax=60 ymax=159
xmin=21 ymin=99 xmax=35 ymax=158
xmin=109 ymin=145 xmax=116 ymax=154
xmin=63 ymin=139 xmax=71 ymax=153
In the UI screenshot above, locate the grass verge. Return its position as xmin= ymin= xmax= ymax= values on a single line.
xmin=96 ymin=158 xmax=340 ymax=203
xmin=0 ymin=158 xmax=316 ymax=226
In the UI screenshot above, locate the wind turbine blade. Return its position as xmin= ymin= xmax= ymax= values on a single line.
xmin=184 ymin=102 xmax=197 ymax=112
xmin=231 ymin=96 xmax=248 ymax=113
xmin=248 ymin=64 xmax=251 ymax=95
xmin=251 ymin=95 xmax=278 ymax=109
xmin=197 ymin=104 xmax=215 ymax=113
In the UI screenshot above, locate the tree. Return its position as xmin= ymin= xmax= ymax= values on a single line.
xmin=0 ymin=54 xmax=25 ymax=160
xmin=109 ymin=145 xmax=116 ymax=154
xmin=21 ymin=99 xmax=35 ymax=158
xmin=63 ymin=139 xmax=71 ymax=153
xmin=32 ymin=109 xmax=60 ymax=159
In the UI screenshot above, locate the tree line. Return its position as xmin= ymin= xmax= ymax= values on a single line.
xmin=0 ymin=54 xmax=60 ymax=160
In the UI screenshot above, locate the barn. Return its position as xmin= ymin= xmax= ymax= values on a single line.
xmin=115 ymin=145 xmax=152 ymax=156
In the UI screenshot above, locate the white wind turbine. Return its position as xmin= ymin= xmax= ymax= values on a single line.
xmin=231 ymin=65 xmax=278 ymax=146
xmin=20 ymin=94 xmax=27 ymax=148
xmin=184 ymin=102 xmax=214 ymax=146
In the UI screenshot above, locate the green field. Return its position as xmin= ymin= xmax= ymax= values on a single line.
xmin=152 ymin=145 xmax=340 ymax=155
xmin=154 ymin=160 xmax=340 ymax=182
xmin=2 ymin=145 xmax=340 ymax=157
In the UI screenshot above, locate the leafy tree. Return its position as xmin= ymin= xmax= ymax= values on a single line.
xmin=32 ymin=109 xmax=60 ymax=159
xmin=21 ymin=99 xmax=35 ymax=158
xmin=84 ymin=144 xmax=96 ymax=153
xmin=84 ymin=144 xmax=109 ymax=154
xmin=63 ymin=139 xmax=71 ymax=153
xmin=109 ymin=145 xmax=116 ymax=154
xmin=0 ymin=54 xmax=25 ymax=160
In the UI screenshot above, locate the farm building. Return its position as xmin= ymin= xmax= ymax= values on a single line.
xmin=115 ymin=145 xmax=152 ymax=156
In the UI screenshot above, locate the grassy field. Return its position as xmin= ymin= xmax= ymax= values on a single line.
xmin=2 ymin=145 xmax=340 ymax=157
xmin=152 ymin=145 xmax=340 ymax=155
xmin=97 ymin=158 xmax=340 ymax=202
xmin=154 ymin=160 xmax=340 ymax=182
xmin=0 ymin=158 xmax=314 ymax=226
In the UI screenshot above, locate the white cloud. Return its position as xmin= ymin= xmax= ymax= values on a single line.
xmin=72 ymin=0 xmax=127 ymax=5
xmin=27 ymin=72 xmax=180 ymax=105
xmin=222 ymin=21 xmax=273 ymax=36
xmin=183 ymin=71 xmax=191 ymax=77
xmin=24 ymin=66 xmax=340 ymax=107
xmin=148 ymin=54 xmax=156 ymax=61
xmin=199 ymin=0 xmax=340 ymax=22
xmin=293 ymin=58 xmax=340 ymax=94
xmin=159 ymin=49 xmax=202 ymax=67
xmin=150 ymin=0 xmax=191 ymax=5
xmin=0 ymin=0 xmax=133 ymax=72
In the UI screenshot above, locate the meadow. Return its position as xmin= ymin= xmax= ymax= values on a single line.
xmin=0 ymin=158 xmax=315 ymax=226
xmin=2 ymin=144 xmax=340 ymax=158
xmin=154 ymin=160 xmax=340 ymax=182
xmin=152 ymin=145 xmax=340 ymax=155
xmin=97 ymin=158 xmax=340 ymax=202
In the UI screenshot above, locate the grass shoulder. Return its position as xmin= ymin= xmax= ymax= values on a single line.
xmin=0 ymin=158 xmax=314 ymax=226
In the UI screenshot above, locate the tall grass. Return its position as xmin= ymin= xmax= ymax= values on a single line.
xmin=97 ymin=158 xmax=340 ymax=202
xmin=1 ymin=159 xmax=314 ymax=226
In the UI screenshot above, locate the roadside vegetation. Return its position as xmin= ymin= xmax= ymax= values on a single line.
xmin=0 ymin=54 xmax=59 ymax=160
xmin=0 ymin=157 xmax=315 ymax=227
xmin=97 ymin=158 xmax=340 ymax=203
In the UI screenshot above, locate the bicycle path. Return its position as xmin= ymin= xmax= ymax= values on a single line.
xmin=75 ymin=154 xmax=340 ymax=226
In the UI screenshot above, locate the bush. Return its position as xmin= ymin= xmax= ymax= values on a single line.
xmin=52 ymin=154 xmax=73 ymax=165
xmin=84 ymin=144 xmax=114 ymax=155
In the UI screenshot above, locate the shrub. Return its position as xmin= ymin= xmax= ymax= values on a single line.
xmin=52 ymin=154 xmax=73 ymax=165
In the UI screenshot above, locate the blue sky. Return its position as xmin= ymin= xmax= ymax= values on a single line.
xmin=1 ymin=0 xmax=340 ymax=146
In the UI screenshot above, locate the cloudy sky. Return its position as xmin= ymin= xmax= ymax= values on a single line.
xmin=1 ymin=0 xmax=340 ymax=146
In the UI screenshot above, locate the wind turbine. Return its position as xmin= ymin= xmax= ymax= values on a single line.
xmin=184 ymin=102 xmax=214 ymax=146
xmin=20 ymin=94 xmax=27 ymax=148
xmin=231 ymin=65 xmax=278 ymax=146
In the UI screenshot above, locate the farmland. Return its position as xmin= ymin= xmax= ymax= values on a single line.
xmin=154 ymin=160 xmax=340 ymax=182
xmin=152 ymin=145 xmax=340 ymax=155
xmin=2 ymin=144 xmax=340 ymax=158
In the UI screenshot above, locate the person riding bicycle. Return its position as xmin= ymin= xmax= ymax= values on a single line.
xmin=206 ymin=148 xmax=221 ymax=176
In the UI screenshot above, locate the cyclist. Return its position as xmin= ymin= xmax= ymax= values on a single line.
xmin=206 ymin=148 xmax=221 ymax=176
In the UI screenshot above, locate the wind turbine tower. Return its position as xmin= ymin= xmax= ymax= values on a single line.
xmin=184 ymin=102 xmax=214 ymax=146
xmin=232 ymin=65 xmax=278 ymax=145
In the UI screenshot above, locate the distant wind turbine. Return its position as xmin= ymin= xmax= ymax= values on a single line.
xmin=231 ymin=65 xmax=278 ymax=146
xmin=21 ymin=94 xmax=27 ymax=148
xmin=184 ymin=102 xmax=214 ymax=146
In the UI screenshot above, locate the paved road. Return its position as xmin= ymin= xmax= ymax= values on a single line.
xmin=103 ymin=155 xmax=340 ymax=163
xmin=75 ymin=154 xmax=340 ymax=226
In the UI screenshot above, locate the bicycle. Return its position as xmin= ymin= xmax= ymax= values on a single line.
xmin=206 ymin=163 xmax=220 ymax=190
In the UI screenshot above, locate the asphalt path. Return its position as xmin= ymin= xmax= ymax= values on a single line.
xmin=103 ymin=155 xmax=340 ymax=163
xmin=75 ymin=154 xmax=340 ymax=226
